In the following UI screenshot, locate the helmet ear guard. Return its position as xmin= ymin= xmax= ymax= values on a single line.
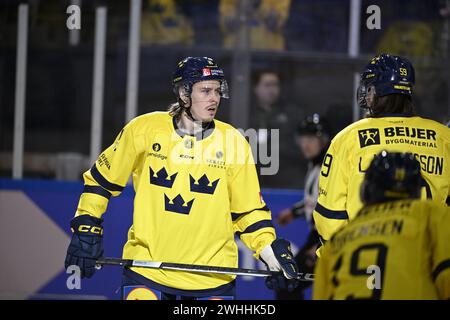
xmin=357 ymin=82 xmax=368 ymax=109
xmin=357 ymin=84 xmax=377 ymax=109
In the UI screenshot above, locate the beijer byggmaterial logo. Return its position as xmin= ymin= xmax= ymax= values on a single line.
xmin=359 ymin=128 xmax=380 ymax=148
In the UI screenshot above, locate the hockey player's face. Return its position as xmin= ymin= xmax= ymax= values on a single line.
xmin=190 ymin=80 xmax=221 ymax=122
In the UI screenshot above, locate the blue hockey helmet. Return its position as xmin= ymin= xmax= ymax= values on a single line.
xmin=360 ymin=151 xmax=422 ymax=205
xmin=172 ymin=57 xmax=229 ymax=99
xmin=357 ymin=54 xmax=415 ymax=109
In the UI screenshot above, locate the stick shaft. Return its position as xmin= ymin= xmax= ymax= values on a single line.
xmin=96 ymin=257 xmax=314 ymax=281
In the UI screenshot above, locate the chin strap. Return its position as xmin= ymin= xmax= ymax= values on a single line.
xmin=184 ymin=106 xmax=197 ymax=122
xmin=179 ymin=95 xmax=197 ymax=122
xmin=179 ymin=95 xmax=213 ymax=130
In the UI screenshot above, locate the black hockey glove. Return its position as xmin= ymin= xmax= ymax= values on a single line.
xmin=259 ymin=238 xmax=300 ymax=292
xmin=64 ymin=215 xmax=104 ymax=278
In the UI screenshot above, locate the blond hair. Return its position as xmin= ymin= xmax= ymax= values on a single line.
xmin=167 ymin=102 xmax=185 ymax=119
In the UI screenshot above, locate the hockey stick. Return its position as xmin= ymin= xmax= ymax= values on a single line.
xmin=96 ymin=257 xmax=314 ymax=281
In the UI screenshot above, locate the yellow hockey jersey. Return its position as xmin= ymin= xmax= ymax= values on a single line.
xmin=313 ymin=199 xmax=450 ymax=300
xmin=75 ymin=112 xmax=276 ymax=290
xmin=313 ymin=115 xmax=450 ymax=242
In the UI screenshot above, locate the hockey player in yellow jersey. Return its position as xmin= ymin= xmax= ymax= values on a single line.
xmin=312 ymin=54 xmax=450 ymax=247
xmin=313 ymin=151 xmax=450 ymax=299
xmin=64 ymin=57 xmax=299 ymax=300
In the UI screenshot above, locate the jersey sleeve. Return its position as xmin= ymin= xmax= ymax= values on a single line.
xmin=429 ymin=204 xmax=450 ymax=299
xmin=312 ymin=139 xmax=350 ymax=243
xmin=75 ymin=122 xmax=137 ymax=219
xmin=228 ymin=136 xmax=276 ymax=258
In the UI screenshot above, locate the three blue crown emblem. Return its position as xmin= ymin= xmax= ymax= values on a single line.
xmin=189 ymin=174 xmax=219 ymax=195
xmin=164 ymin=194 xmax=194 ymax=215
xmin=150 ymin=167 xmax=177 ymax=188
xmin=150 ymin=166 xmax=219 ymax=214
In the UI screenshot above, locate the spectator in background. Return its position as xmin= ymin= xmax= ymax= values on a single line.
xmin=276 ymin=114 xmax=331 ymax=300
xmin=376 ymin=21 xmax=434 ymax=57
xmin=373 ymin=0 xmax=450 ymax=59
xmin=219 ymin=0 xmax=291 ymax=50
xmin=141 ymin=0 xmax=194 ymax=46
xmin=248 ymin=69 xmax=301 ymax=189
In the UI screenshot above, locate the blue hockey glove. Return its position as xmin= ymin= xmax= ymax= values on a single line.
xmin=260 ymin=238 xmax=300 ymax=292
xmin=64 ymin=215 xmax=104 ymax=278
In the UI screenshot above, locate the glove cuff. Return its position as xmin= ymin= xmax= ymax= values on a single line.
xmin=70 ymin=215 xmax=104 ymax=236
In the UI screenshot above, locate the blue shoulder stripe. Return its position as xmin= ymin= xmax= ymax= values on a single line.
xmin=315 ymin=203 xmax=349 ymax=220
xmin=83 ymin=185 xmax=112 ymax=199
xmin=236 ymin=220 xmax=274 ymax=237
xmin=231 ymin=205 xmax=269 ymax=221
xmin=90 ymin=164 xmax=124 ymax=192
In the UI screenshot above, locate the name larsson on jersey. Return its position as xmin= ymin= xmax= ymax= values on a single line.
xmin=385 ymin=126 xmax=443 ymax=175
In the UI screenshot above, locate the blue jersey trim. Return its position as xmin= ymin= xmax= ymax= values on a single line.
xmin=90 ymin=164 xmax=124 ymax=192
xmin=123 ymin=268 xmax=236 ymax=297
xmin=235 ymin=219 xmax=274 ymax=237
xmin=231 ymin=205 xmax=269 ymax=221
xmin=315 ymin=203 xmax=349 ymax=220
xmin=83 ymin=185 xmax=112 ymax=199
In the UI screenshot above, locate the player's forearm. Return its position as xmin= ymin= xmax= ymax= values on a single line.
xmin=73 ymin=169 xmax=117 ymax=219
xmin=241 ymin=230 xmax=276 ymax=259
xmin=75 ymin=191 xmax=110 ymax=219
xmin=233 ymin=207 xmax=272 ymax=234
xmin=232 ymin=207 xmax=276 ymax=257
